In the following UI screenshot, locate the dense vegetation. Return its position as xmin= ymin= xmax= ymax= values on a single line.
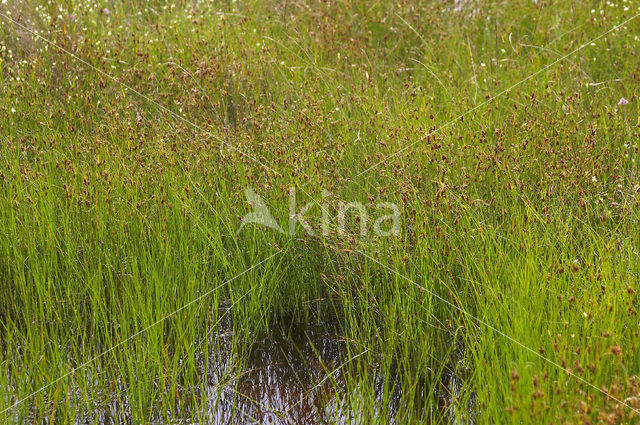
xmin=1 ymin=0 xmax=640 ymax=423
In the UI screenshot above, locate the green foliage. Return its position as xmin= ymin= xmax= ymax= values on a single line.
xmin=1 ymin=0 xmax=639 ymax=423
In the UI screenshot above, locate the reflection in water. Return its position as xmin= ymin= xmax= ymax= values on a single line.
xmin=202 ymin=324 xmax=469 ymax=424
xmin=207 ymin=324 xmax=350 ymax=424
xmin=47 ymin=323 xmax=469 ymax=424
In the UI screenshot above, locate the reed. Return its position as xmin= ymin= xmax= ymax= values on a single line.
xmin=1 ymin=0 xmax=639 ymax=423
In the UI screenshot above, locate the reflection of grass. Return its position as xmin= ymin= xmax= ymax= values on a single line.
xmin=1 ymin=0 xmax=640 ymax=422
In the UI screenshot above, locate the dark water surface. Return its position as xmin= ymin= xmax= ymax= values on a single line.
xmin=188 ymin=323 xmax=470 ymax=424
xmin=26 ymin=323 xmax=470 ymax=424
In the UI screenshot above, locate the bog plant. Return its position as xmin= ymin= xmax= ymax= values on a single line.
xmin=1 ymin=0 xmax=640 ymax=423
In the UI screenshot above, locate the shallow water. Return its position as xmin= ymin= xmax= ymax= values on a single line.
xmin=205 ymin=324 xmax=355 ymax=424
xmin=187 ymin=323 xmax=469 ymax=424
xmin=22 ymin=323 xmax=470 ymax=424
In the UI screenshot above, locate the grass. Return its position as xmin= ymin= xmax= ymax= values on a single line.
xmin=1 ymin=0 xmax=640 ymax=423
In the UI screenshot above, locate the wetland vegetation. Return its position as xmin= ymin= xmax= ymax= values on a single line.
xmin=1 ymin=0 xmax=640 ymax=423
